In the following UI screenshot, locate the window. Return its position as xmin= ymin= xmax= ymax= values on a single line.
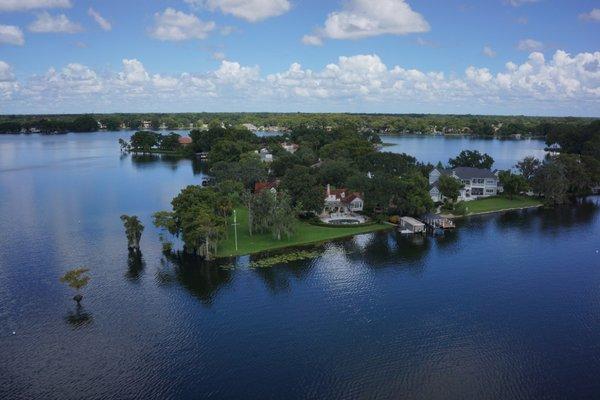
xmin=472 ymin=188 xmax=484 ymax=196
xmin=486 ymin=189 xmax=495 ymax=193
xmin=486 ymin=179 xmax=496 ymax=185
xmin=473 ymin=178 xmax=484 ymax=184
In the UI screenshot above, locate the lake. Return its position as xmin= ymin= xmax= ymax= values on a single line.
xmin=1 ymin=132 xmax=599 ymax=399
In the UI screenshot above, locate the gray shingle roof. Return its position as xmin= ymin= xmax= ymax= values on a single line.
xmin=452 ymin=167 xmax=497 ymax=179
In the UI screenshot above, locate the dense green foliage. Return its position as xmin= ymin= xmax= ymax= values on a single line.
xmin=449 ymin=150 xmax=495 ymax=169
xmin=1 ymin=112 xmax=596 ymax=137
xmin=438 ymin=174 xmax=464 ymax=203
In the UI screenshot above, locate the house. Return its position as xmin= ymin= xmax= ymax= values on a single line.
xmin=178 ymin=136 xmax=193 ymax=146
xmin=323 ymin=185 xmax=364 ymax=215
xmin=429 ymin=167 xmax=501 ymax=202
xmin=254 ymin=181 xmax=278 ymax=194
xmin=140 ymin=120 xmax=152 ymax=130
xmin=97 ymin=121 xmax=107 ymax=130
xmin=242 ymin=123 xmax=258 ymax=132
xmin=255 ymin=148 xmax=273 ymax=163
xmin=281 ymin=142 xmax=299 ymax=154
xmin=159 ymin=123 xmax=167 ymax=130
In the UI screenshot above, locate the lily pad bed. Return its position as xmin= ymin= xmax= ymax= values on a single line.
xmin=249 ymin=250 xmax=321 ymax=268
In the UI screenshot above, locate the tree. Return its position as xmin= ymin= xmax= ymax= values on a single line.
xmin=498 ymin=171 xmax=528 ymax=199
xmin=516 ymin=156 xmax=541 ymax=182
xmin=532 ymin=161 xmax=568 ymax=205
xmin=60 ymin=268 xmax=90 ymax=305
xmin=130 ymin=131 xmax=160 ymax=152
xmin=438 ymin=174 xmax=463 ymax=203
xmin=280 ymin=165 xmax=324 ymax=213
xmin=120 ymin=215 xmax=144 ymax=253
xmin=153 ymin=185 xmax=228 ymax=259
xmin=70 ymin=115 xmax=99 ymax=132
xmin=449 ymin=150 xmax=494 ymax=169
xmin=271 ymin=191 xmax=296 ymax=240
xmin=317 ymin=160 xmax=354 ymax=187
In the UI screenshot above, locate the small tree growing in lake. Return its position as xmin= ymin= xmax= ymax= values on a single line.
xmin=60 ymin=268 xmax=90 ymax=305
xmin=120 ymin=215 xmax=144 ymax=253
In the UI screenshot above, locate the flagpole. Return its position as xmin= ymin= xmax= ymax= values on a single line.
xmin=233 ymin=209 xmax=238 ymax=252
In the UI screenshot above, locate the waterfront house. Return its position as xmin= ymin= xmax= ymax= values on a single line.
xmin=323 ymin=185 xmax=364 ymax=213
xmin=140 ymin=120 xmax=152 ymax=130
xmin=429 ymin=167 xmax=500 ymax=202
xmin=281 ymin=142 xmax=299 ymax=154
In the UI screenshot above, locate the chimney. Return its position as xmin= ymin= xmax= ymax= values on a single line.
xmin=327 ymin=184 xmax=330 ymax=196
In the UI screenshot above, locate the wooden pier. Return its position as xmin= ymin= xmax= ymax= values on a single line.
xmin=421 ymin=213 xmax=455 ymax=230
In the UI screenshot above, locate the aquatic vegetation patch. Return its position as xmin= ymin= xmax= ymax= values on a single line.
xmin=250 ymin=250 xmax=321 ymax=268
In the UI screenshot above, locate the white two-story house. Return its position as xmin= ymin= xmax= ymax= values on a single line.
xmin=429 ymin=167 xmax=501 ymax=202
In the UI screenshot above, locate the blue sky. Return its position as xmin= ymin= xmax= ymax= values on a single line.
xmin=0 ymin=0 xmax=599 ymax=116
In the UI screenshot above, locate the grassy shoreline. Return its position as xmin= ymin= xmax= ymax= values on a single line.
xmin=444 ymin=196 xmax=543 ymax=219
xmin=217 ymin=207 xmax=391 ymax=258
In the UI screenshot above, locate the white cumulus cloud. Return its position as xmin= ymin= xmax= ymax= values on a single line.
xmin=0 ymin=0 xmax=70 ymax=12
xmin=28 ymin=12 xmax=82 ymax=33
xmin=483 ymin=45 xmax=497 ymax=58
xmin=0 ymin=24 xmax=24 ymax=45
xmin=579 ymin=8 xmax=600 ymax=22
xmin=190 ymin=0 xmax=291 ymax=22
xmin=517 ymin=38 xmax=543 ymax=51
xmin=150 ymin=8 xmax=215 ymax=41
xmin=505 ymin=0 xmax=541 ymax=6
xmin=3 ymin=50 xmax=600 ymax=115
xmin=88 ymin=8 xmax=111 ymax=31
xmin=304 ymin=0 xmax=429 ymax=45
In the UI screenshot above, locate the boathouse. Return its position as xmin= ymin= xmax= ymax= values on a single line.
xmin=399 ymin=217 xmax=426 ymax=234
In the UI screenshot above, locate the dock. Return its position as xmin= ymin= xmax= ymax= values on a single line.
xmin=421 ymin=213 xmax=455 ymax=230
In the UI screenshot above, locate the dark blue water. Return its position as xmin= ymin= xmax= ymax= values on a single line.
xmin=1 ymin=132 xmax=599 ymax=399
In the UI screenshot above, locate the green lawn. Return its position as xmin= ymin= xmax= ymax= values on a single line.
xmin=217 ymin=207 xmax=391 ymax=257
xmin=465 ymin=196 xmax=542 ymax=215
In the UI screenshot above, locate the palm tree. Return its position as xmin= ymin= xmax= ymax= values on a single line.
xmin=60 ymin=267 xmax=90 ymax=305
xmin=120 ymin=215 xmax=144 ymax=253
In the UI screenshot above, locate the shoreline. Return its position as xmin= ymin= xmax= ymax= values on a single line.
xmin=217 ymin=219 xmax=392 ymax=258
xmin=442 ymin=204 xmax=544 ymax=219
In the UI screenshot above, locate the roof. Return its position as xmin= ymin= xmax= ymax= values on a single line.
xmin=400 ymin=217 xmax=425 ymax=226
xmin=452 ymin=167 xmax=497 ymax=179
xmin=178 ymin=136 xmax=193 ymax=144
xmin=254 ymin=181 xmax=278 ymax=193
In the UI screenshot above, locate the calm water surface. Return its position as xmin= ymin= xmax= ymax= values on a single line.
xmin=1 ymin=132 xmax=599 ymax=399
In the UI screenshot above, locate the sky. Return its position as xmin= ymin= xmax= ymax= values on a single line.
xmin=0 ymin=0 xmax=599 ymax=116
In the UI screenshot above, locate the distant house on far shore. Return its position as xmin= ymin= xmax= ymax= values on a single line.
xmin=178 ymin=136 xmax=193 ymax=146
xmin=429 ymin=167 xmax=501 ymax=202
xmin=281 ymin=142 xmax=299 ymax=154
xmin=256 ymin=148 xmax=273 ymax=162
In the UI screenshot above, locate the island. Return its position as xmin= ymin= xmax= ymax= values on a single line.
xmin=147 ymin=120 xmax=600 ymax=260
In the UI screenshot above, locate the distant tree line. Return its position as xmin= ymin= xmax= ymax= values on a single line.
xmin=0 ymin=112 xmax=597 ymax=138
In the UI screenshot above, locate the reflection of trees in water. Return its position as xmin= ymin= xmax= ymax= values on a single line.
xmin=155 ymin=251 xmax=233 ymax=306
xmin=539 ymin=197 xmax=599 ymax=233
xmin=432 ymin=228 xmax=460 ymax=250
xmin=324 ymin=231 xmax=431 ymax=274
xmin=125 ymin=251 xmax=145 ymax=282
xmin=129 ymin=154 xmax=208 ymax=176
xmin=64 ymin=305 xmax=93 ymax=329
xmin=492 ymin=197 xmax=599 ymax=236
xmin=249 ymin=255 xmax=315 ymax=294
